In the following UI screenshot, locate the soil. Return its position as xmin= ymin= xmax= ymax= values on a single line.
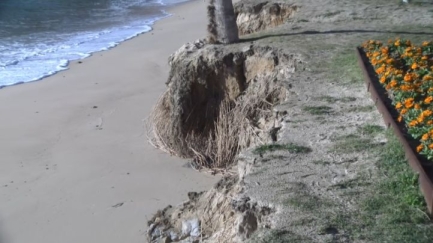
xmin=147 ymin=0 xmax=433 ymax=242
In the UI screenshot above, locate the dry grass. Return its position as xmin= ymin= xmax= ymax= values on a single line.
xmin=147 ymin=79 xmax=286 ymax=170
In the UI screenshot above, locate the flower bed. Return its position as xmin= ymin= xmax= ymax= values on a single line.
xmin=362 ymin=39 xmax=433 ymax=159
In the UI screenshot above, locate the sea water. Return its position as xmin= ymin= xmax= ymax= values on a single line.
xmin=0 ymin=0 xmax=186 ymax=87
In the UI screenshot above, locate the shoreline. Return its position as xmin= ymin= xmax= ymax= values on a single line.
xmin=0 ymin=1 xmax=219 ymax=243
xmin=0 ymin=0 xmax=190 ymax=89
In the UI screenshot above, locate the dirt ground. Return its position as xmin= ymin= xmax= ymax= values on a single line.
xmin=147 ymin=0 xmax=433 ymax=242
xmin=236 ymin=0 xmax=433 ymax=242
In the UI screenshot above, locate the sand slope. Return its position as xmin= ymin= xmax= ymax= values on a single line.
xmin=0 ymin=1 xmax=218 ymax=243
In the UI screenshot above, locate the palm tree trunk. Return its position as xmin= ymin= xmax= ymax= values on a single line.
xmin=214 ymin=0 xmax=239 ymax=44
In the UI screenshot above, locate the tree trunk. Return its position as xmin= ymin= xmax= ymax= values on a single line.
xmin=214 ymin=0 xmax=239 ymax=44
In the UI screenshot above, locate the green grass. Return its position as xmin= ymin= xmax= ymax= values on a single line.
xmin=329 ymin=50 xmax=363 ymax=85
xmin=346 ymin=105 xmax=375 ymax=113
xmin=327 ymin=131 xmax=433 ymax=242
xmin=318 ymin=95 xmax=357 ymax=103
xmin=322 ymin=11 xmax=342 ymax=18
xmin=254 ymin=143 xmax=312 ymax=155
xmin=357 ymin=124 xmax=384 ymax=136
xmin=284 ymin=192 xmax=335 ymax=212
xmin=331 ymin=134 xmax=378 ymax=153
xmin=303 ymin=105 xmax=333 ymax=115
xmin=249 ymin=229 xmax=313 ymax=243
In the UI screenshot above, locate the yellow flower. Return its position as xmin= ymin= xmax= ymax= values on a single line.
xmin=395 ymin=39 xmax=401 ymax=46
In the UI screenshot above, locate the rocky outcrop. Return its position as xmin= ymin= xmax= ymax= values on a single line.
xmin=147 ymin=153 xmax=275 ymax=243
xmin=148 ymin=39 xmax=298 ymax=169
xmin=234 ymin=2 xmax=298 ymax=35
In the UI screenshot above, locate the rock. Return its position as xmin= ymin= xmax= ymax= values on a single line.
xmin=236 ymin=211 xmax=258 ymax=240
xmin=234 ymin=2 xmax=298 ymax=35
xmin=160 ymin=237 xmax=171 ymax=243
xmin=181 ymin=219 xmax=201 ymax=237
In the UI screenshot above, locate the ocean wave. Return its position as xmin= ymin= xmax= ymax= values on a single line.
xmin=0 ymin=13 xmax=166 ymax=87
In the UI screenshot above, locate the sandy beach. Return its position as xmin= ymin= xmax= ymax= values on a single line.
xmin=0 ymin=1 xmax=218 ymax=243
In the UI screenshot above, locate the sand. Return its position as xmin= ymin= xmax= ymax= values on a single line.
xmin=0 ymin=1 xmax=218 ymax=243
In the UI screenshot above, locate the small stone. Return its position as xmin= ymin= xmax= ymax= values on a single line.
xmin=112 ymin=202 xmax=124 ymax=208
xmin=160 ymin=237 xmax=171 ymax=243
xmin=93 ymin=106 xmax=98 ymax=109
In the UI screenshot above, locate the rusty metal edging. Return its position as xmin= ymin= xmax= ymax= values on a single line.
xmin=355 ymin=47 xmax=433 ymax=214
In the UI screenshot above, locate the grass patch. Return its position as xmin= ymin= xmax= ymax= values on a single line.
xmin=329 ymin=50 xmax=363 ymax=84
xmin=346 ymin=105 xmax=375 ymax=113
xmin=312 ymin=160 xmax=331 ymax=166
xmin=357 ymin=124 xmax=384 ymax=136
xmin=303 ymin=105 xmax=333 ymax=115
xmin=254 ymin=143 xmax=312 ymax=155
xmin=249 ymin=229 xmax=313 ymax=243
xmin=322 ymin=11 xmax=342 ymax=18
xmin=285 ymin=192 xmax=335 ymax=211
xmin=331 ymin=134 xmax=378 ymax=153
xmin=318 ymin=96 xmax=357 ymax=103
xmin=330 ymin=176 xmax=371 ymax=189
xmin=324 ymin=131 xmax=433 ymax=242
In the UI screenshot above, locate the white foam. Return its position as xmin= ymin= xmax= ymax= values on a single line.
xmin=0 ymin=12 xmax=166 ymax=88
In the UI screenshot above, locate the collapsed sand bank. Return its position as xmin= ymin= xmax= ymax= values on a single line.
xmin=0 ymin=1 xmax=220 ymax=243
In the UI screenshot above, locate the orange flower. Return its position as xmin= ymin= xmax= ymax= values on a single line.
xmin=422 ymin=41 xmax=431 ymax=46
xmin=395 ymin=39 xmax=401 ymax=46
xmin=406 ymin=40 xmax=412 ymax=46
xmin=409 ymin=120 xmax=419 ymax=127
xmin=390 ymin=80 xmax=398 ymax=87
xmin=380 ymin=76 xmax=386 ymax=84
xmin=422 ymin=133 xmax=429 ymax=141
xmin=401 ymin=108 xmax=408 ymax=115
xmin=422 ymin=110 xmax=433 ymax=117
xmin=412 ymin=63 xmax=418 ymax=69
xmin=415 ymin=103 xmax=421 ymax=110
xmin=386 ymin=58 xmax=394 ymax=64
xmin=429 ymin=144 xmax=433 ymax=149
xmin=404 ymin=98 xmax=415 ymax=108
xmin=423 ymin=75 xmax=433 ymax=81
xmin=381 ymin=47 xmax=389 ymax=55
xmin=422 ymin=56 xmax=428 ymax=61
xmin=425 ymin=96 xmax=433 ymax=104
xmin=428 ymin=120 xmax=433 ymax=125
xmin=417 ymin=144 xmax=424 ymax=152
xmin=404 ymin=73 xmax=413 ymax=82
xmin=376 ymin=66 xmax=386 ymax=74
